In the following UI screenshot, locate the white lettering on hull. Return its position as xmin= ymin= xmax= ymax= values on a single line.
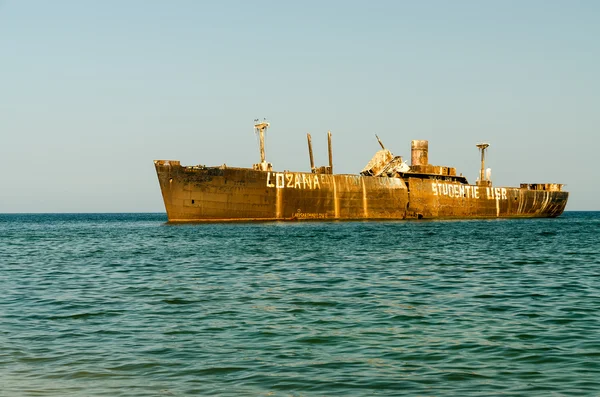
xmin=432 ymin=182 xmax=507 ymax=200
xmin=267 ymin=172 xmax=323 ymax=189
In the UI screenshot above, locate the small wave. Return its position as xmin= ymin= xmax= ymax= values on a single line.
xmin=195 ymin=366 xmax=246 ymax=375
xmin=295 ymin=336 xmax=341 ymax=344
xmin=48 ymin=311 xmax=122 ymax=320
xmin=441 ymin=371 xmax=490 ymax=381
xmin=163 ymin=298 xmax=195 ymax=305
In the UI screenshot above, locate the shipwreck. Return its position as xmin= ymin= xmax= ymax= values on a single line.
xmin=154 ymin=121 xmax=568 ymax=222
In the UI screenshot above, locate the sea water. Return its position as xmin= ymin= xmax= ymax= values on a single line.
xmin=1 ymin=213 xmax=599 ymax=396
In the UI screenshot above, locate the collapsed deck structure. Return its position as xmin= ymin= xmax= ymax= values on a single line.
xmin=154 ymin=121 xmax=568 ymax=222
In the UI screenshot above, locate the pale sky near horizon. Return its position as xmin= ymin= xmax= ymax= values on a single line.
xmin=1 ymin=0 xmax=598 ymax=212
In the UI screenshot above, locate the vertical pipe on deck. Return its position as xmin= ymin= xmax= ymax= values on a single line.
xmin=480 ymin=148 xmax=485 ymax=182
xmin=259 ymin=128 xmax=265 ymax=164
xmin=476 ymin=143 xmax=489 ymax=184
xmin=307 ymin=133 xmax=315 ymax=172
xmin=328 ymin=131 xmax=333 ymax=174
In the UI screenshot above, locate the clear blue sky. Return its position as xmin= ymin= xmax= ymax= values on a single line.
xmin=1 ymin=0 xmax=598 ymax=212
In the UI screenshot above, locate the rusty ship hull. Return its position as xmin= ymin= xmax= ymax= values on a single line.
xmin=154 ymin=161 xmax=568 ymax=222
xmin=155 ymin=124 xmax=567 ymax=222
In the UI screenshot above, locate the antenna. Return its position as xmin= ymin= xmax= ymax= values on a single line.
xmin=375 ymin=134 xmax=386 ymax=150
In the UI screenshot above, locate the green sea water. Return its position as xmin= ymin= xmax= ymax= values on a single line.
xmin=1 ymin=212 xmax=599 ymax=396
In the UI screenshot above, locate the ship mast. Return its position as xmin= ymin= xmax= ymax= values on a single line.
xmin=476 ymin=143 xmax=490 ymax=186
xmin=253 ymin=119 xmax=272 ymax=171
